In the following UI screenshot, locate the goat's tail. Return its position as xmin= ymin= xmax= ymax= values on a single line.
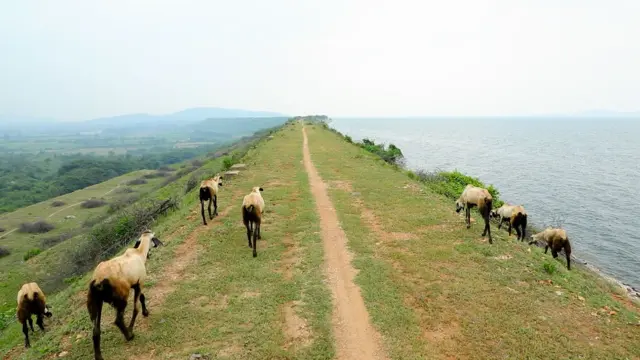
xmin=246 ymin=205 xmax=255 ymax=214
xmin=87 ymin=279 xmax=113 ymax=320
xmin=199 ymin=187 xmax=210 ymax=200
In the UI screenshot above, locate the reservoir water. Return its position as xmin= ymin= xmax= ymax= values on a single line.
xmin=331 ymin=117 xmax=640 ymax=289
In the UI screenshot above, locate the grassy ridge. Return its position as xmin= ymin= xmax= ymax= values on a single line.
xmin=304 ymin=123 xmax=640 ymax=359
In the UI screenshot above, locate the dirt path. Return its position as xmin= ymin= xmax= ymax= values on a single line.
xmin=301 ymin=125 xmax=388 ymax=360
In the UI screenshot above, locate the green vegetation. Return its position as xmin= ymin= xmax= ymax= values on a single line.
xmin=304 ymin=122 xmax=640 ymax=359
xmin=23 ymin=248 xmax=42 ymax=261
xmin=1 ymin=119 xmax=638 ymax=360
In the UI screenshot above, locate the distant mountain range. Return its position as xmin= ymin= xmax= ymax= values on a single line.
xmin=0 ymin=107 xmax=288 ymax=135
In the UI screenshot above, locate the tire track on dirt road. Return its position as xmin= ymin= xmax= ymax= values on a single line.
xmin=301 ymin=125 xmax=388 ymax=360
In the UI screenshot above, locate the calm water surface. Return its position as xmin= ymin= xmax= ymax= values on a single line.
xmin=332 ymin=118 xmax=640 ymax=289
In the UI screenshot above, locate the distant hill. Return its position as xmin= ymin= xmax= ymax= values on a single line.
xmin=0 ymin=107 xmax=287 ymax=135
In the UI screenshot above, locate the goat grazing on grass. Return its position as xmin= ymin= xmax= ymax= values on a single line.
xmin=242 ymin=186 xmax=264 ymax=258
xmin=87 ymin=230 xmax=163 ymax=360
xmin=199 ymin=174 xmax=223 ymax=225
xmin=491 ymin=204 xmax=528 ymax=241
xmin=529 ymin=228 xmax=572 ymax=270
xmin=456 ymin=184 xmax=493 ymax=243
xmin=17 ymin=282 xmax=52 ymax=348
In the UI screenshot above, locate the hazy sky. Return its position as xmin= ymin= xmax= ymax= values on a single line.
xmin=1 ymin=0 xmax=638 ymax=120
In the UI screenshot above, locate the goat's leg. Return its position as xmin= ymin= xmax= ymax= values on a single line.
xmin=208 ymin=199 xmax=213 ymax=220
xmin=566 ymin=253 xmax=571 ymax=270
xmin=23 ymin=321 xmax=30 ymax=348
xmin=128 ymin=284 xmax=141 ymax=331
xmin=483 ymin=212 xmax=492 ymax=244
xmin=253 ymin=223 xmax=259 ymax=258
xmin=213 ymin=195 xmax=218 ymax=216
xmin=465 ymin=207 xmax=471 ymax=229
xmin=551 ymin=249 xmax=558 ymax=259
xmin=507 ymin=222 xmax=512 ymax=236
xmin=90 ymin=300 xmax=104 ymax=360
xmin=498 ymin=216 xmax=503 ymax=229
xmin=140 ymin=293 xmax=149 ymax=317
xmin=200 ymin=200 xmax=207 ymax=226
xmin=544 ymin=245 xmax=549 ymax=254
xmin=36 ymin=314 xmax=45 ymax=332
xmin=114 ymin=303 xmax=133 ymax=341
xmin=27 ymin=316 xmax=34 ymax=332
xmin=257 ymin=222 xmax=261 ymax=240
xmin=246 ymin=222 xmax=253 ymax=248
xmin=515 ymin=226 xmax=522 ymax=241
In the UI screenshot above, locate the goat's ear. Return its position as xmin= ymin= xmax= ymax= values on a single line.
xmin=152 ymin=237 xmax=164 ymax=247
xmin=133 ymin=240 xmax=141 ymax=249
xmin=259 ymin=187 xmax=263 ymax=192
xmin=219 ymin=182 xmax=223 ymax=187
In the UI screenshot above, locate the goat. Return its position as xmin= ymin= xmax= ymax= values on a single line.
xmin=242 ymin=186 xmax=264 ymax=258
xmin=455 ymin=184 xmax=493 ymax=243
xmin=199 ymin=174 xmax=223 ymax=225
xmin=17 ymin=282 xmax=52 ymax=348
xmin=87 ymin=230 xmax=163 ymax=360
xmin=529 ymin=228 xmax=572 ymax=270
xmin=491 ymin=204 xmax=528 ymax=241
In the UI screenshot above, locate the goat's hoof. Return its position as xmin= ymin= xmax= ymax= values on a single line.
xmin=253 ymin=253 xmax=257 ymax=258
xmin=126 ymin=333 xmax=135 ymax=341
xmin=142 ymin=310 xmax=149 ymax=317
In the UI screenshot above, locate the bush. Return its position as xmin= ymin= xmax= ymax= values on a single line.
xmin=358 ymin=138 xmax=405 ymax=167
xmin=19 ymin=220 xmax=55 ymax=234
xmin=41 ymin=232 xmax=77 ymax=248
xmin=51 ymin=200 xmax=66 ymax=207
xmin=157 ymin=166 xmax=175 ymax=172
xmin=143 ymin=171 xmax=169 ymax=179
xmin=0 ymin=246 xmax=10 ymax=258
xmin=81 ymin=199 xmax=108 ymax=209
xmin=127 ymin=178 xmax=148 ymax=186
xmin=185 ymin=175 xmax=199 ymax=194
xmin=24 ymin=248 xmax=41 ymax=261
xmin=63 ymin=198 xmax=178 ymax=280
xmin=0 ymin=227 xmax=4 ymax=233
xmin=344 ymin=135 xmax=353 ymax=143
xmin=115 ymin=187 xmax=134 ymax=194
xmin=222 ymin=156 xmax=234 ymax=170
xmin=191 ymin=159 xmax=204 ymax=167
xmin=543 ymin=262 xmax=557 ymax=275
xmin=161 ymin=174 xmax=181 ymax=187
xmin=108 ymin=194 xmax=141 ymax=213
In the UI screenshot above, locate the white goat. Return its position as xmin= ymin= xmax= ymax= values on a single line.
xmin=455 ymin=184 xmax=493 ymax=243
xmin=87 ymin=230 xmax=163 ymax=360
xmin=242 ymin=186 xmax=265 ymax=258
xmin=17 ymin=282 xmax=52 ymax=348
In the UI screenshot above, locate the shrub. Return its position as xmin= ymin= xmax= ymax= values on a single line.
xmin=0 ymin=227 xmax=4 ymax=233
xmin=0 ymin=246 xmax=10 ymax=258
xmin=157 ymin=166 xmax=175 ymax=172
xmin=51 ymin=200 xmax=66 ymax=207
xmin=19 ymin=220 xmax=55 ymax=234
xmin=185 ymin=175 xmax=199 ymax=194
xmin=108 ymin=194 xmax=141 ymax=213
xmin=344 ymin=135 xmax=353 ymax=143
xmin=127 ymin=178 xmax=148 ymax=186
xmin=81 ymin=199 xmax=107 ymax=209
xmin=222 ymin=156 xmax=234 ymax=170
xmin=115 ymin=187 xmax=134 ymax=194
xmin=24 ymin=248 xmax=42 ymax=261
xmin=41 ymin=232 xmax=77 ymax=248
xmin=543 ymin=262 xmax=557 ymax=275
xmin=143 ymin=171 xmax=169 ymax=179
xmin=408 ymin=169 xmax=504 ymax=208
xmin=160 ymin=174 xmax=181 ymax=187
xmin=191 ymin=159 xmax=205 ymax=167
xmin=358 ymin=138 xmax=405 ymax=167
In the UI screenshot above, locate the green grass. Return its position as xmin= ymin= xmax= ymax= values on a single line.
xmin=304 ymin=124 xmax=640 ymax=359
xmin=2 ymin=119 xmax=638 ymax=360
xmin=1 ymin=121 xmax=334 ymax=360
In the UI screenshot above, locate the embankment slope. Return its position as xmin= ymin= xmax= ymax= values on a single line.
xmin=2 ymin=120 xmax=639 ymax=359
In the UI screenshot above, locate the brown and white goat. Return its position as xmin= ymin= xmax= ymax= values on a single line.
xmin=199 ymin=174 xmax=223 ymax=225
xmin=17 ymin=282 xmax=52 ymax=348
xmin=491 ymin=204 xmax=528 ymax=241
xmin=87 ymin=230 xmax=163 ymax=360
xmin=529 ymin=227 xmax=572 ymax=270
xmin=455 ymin=184 xmax=493 ymax=243
xmin=242 ymin=186 xmax=264 ymax=258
